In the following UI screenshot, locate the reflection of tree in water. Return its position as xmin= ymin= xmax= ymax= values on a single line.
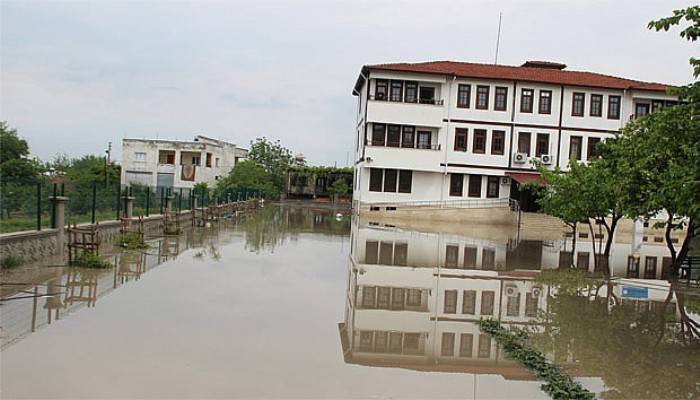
xmin=240 ymin=206 xmax=350 ymax=254
xmin=531 ymin=272 xmax=700 ymax=399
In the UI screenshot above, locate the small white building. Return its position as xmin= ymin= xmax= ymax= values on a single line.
xmin=351 ymin=60 xmax=678 ymax=211
xmin=120 ymin=135 xmax=248 ymax=189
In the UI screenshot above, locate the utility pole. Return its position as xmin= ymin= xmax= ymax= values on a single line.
xmin=105 ymin=141 xmax=112 ymax=187
xmin=494 ymin=12 xmax=503 ymax=65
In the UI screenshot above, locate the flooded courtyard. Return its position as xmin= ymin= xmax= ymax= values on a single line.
xmin=1 ymin=205 xmax=698 ymax=399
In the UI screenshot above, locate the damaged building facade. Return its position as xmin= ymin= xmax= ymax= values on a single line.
xmin=120 ymin=135 xmax=248 ymax=190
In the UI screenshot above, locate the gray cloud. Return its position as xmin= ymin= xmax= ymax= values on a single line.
xmin=0 ymin=0 xmax=695 ymax=166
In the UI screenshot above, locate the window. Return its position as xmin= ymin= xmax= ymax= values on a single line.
xmin=441 ymin=332 xmax=455 ymax=356
xmin=587 ymin=137 xmax=601 ymax=160
xmin=459 ymin=334 xmax=474 ymax=357
xmin=215 ymin=158 xmax=220 ymax=167
xmin=394 ymin=243 xmax=407 ymax=266
xmin=383 ymin=169 xmax=397 ymax=192
xmin=379 ymin=242 xmax=393 ymax=265
xmin=444 ymin=290 xmax=458 ymax=314
xmin=480 ymin=291 xmax=495 ymax=315
xmin=472 ymin=129 xmax=486 ymax=154
xmin=635 ymin=103 xmax=650 ymax=118
xmin=569 ymin=136 xmax=583 ymax=161
xmin=525 ymin=293 xmax=538 ymax=317
xmin=359 ymin=331 xmax=373 ymax=351
xmin=446 ymin=245 xmax=459 ymax=268
xmin=407 ymin=289 xmax=422 ymax=306
xmin=494 ymin=87 xmax=508 ymax=111
xmin=377 ymin=287 xmax=391 ymax=308
xmin=134 ymin=152 xmax=146 ymax=162
xmin=404 ymin=333 xmax=419 ymax=353
xmin=608 ymin=95 xmax=621 ymax=119
xmin=577 ymin=252 xmax=589 ymax=269
xmin=390 ymin=332 xmax=402 ymax=353
xmin=375 ymin=79 xmax=388 ymax=100
xmin=559 ymin=251 xmax=573 ymax=268
xmin=417 ymin=131 xmax=432 ymax=149
xmin=521 ymin=89 xmax=534 ymax=113
xmin=206 ymin=153 xmax=212 ymax=167
xmin=365 ymin=241 xmax=378 ymax=264
xmin=405 ymin=81 xmax=418 ymax=103
xmin=478 ymin=335 xmax=491 ymax=358
xmin=468 ymin=175 xmax=482 ymax=198
xmin=374 ymin=332 xmax=387 ymax=352
xmin=476 ymin=86 xmax=489 ymax=109
xmin=369 ymin=169 xmax=383 ymax=192
xmin=645 ymin=257 xmax=657 ymax=279
xmin=464 ymin=247 xmax=477 ymax=268
xmin=390 ymin=80 xmax=403 ymax=102
xmin=454 ymin=128 xmax=468 ymax=152
xmin=506 ymin=293 xmax=520 ymax=316
xmin=518 ymin=132 xmax=531 ymax=155
xmin=387 ymin=125 xmax=401 ymax=147
xmin=391 ymin=288 xmax=405 ymax=309
xmin=398 ymin=170 xmax=412 ymax=193
xmin=462 ymin=290 xmax=476 ymax=314
xmin=590 ymin=94 xmax=603 ymax=117
xmin=572 ymin=92 xmax=585 ymax=116
xmin=449 ymin=174 xmax=463 ymax=196
xmin=491 ymin=130 xmax=505 ymax=155
xmin=372 ymin=124 xmax=385 ymax=146
xmin=419 ymin=86 xmax=436 ymax=104
xmin=486 ymin=176 xmax=499 ymax=198
xmin=457 ymin=84 xmax=471 ymax=108
xmin=535 ymin=133 xmax=549 ymax=157
xmin=539 ymin=90 xmax=552 ymax=114
xmin=362 ymin=287 xmax=376 ymax=308
xmin=482 ymin=249 xmax=495 ymax=269
xmin=401 ymin=126 xmax=415 ymax=148
xmin=651 ymin=100 xmax=664 ymax=113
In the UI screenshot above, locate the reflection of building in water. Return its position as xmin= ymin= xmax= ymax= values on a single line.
xmin=340 ymin=218 xmax=686 ymax=380
xmin=340 ymin=219 xmax=555 ymax=380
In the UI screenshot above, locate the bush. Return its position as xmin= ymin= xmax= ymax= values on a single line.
xmin=119 ymin=232 xmax=149 ymax=250
xmin=72 ymin=252 xmax=112 ymax=268
xmin=1 ymin=255 xmax=22 ymax=269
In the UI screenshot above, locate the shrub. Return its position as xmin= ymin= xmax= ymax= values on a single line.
xmin=72 ymin=252 xmax=112 ymax=269
xmin=1 ymin=255 xmax=22 ymax=269
xmin=119 ymin=232 xmax=149 ymax=249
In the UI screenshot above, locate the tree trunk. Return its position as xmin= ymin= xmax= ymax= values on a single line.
xmin=664 ymin=210 xmax=678 ymax=266
xmin=570 ymin=222 xmax=577 ymax=269
xmin=588 ymin=221 xmax=598 ymax=272
xmin=672 ymin=216 xmax=696 ymax=273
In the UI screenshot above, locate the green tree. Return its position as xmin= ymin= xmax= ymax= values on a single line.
xmin=247 ymin=137 xmax=294 ymax=196
xmin=329 ymin=178 xmax=350 ymax=202
xmin=214 ymin=160 xmax=276 ymax=199
xmin=0 ymin=122 xmax=29 ymax=164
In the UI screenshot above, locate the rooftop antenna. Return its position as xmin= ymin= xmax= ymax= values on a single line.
xmin=494 ymin=12 xmax=503 ymax=65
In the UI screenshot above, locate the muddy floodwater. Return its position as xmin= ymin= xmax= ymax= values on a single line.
xmin=1 ymin=205 xmax=698 ymax=399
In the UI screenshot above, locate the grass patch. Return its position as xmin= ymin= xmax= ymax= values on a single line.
xmin=119 ymin=232 xmax=149 ymax=250
xmin=478 ymin=319 xmax=595 ymax=400
xmin=1 ymin=255 xmax=22 ymax=269
xmin=71 ymin=252 xmax=112 ymax=269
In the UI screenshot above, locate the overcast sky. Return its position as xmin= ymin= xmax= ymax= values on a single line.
xmin=1 ymin=0 xmax=695 ymax=166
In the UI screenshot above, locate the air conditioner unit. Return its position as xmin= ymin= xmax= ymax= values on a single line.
xmin=532 ymin=287 xmax=542 ymax=297
xmin=514 ymin=152 xmax=527 ymax=164
xmin=505 ymin=285 xmax=518 ymax=296
xmin=501 ymin=177 xmax=511 ymax=185
xmin=540 ymin=154 xmax=552 ymax=165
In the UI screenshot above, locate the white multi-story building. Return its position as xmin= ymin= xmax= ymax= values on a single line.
xmin=351 ymin=60 xmax=677 ymax=210
xmin=121 ymin=135 xmax=248 ymax=189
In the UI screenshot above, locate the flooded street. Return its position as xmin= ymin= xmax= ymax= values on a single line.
xmin=1 ymin=205 xmax=698 ymax=399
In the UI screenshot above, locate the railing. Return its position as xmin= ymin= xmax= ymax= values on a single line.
xmin=368 ymin=95 xmax=444 ymax=106
xmin=679 ymin=256 xmax=700 ymax=284
xmin=367 ymin=142 xmax=441 ymax=151
xmin=366 ymin=197 xmax=514 ymax=210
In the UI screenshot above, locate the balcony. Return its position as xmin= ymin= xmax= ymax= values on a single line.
xmin=368 ymin=141 xmax=441 ymax=151
xmin=369 ymin=94 xmax=444 ymax=106
xmin=367 ymin=98 xmax=445 ymax=127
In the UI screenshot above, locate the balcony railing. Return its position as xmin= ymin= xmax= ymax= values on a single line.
xmin=369 ymin=95 xmax=444 ymax=106
xmin=366 ymin=198 xmax=517 ymax=210
xmin=367 ymin=141 xmax=441 ymax=150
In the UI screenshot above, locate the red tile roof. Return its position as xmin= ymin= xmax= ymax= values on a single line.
xmin=355 ymin=60 xmax=670 ymax=93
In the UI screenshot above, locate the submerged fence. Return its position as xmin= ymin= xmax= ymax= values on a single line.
xmin=0 ymin=182 xmax=263 ymax=234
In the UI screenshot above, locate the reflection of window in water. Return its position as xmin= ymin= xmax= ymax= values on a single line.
xmin=446 ymin=245 xmax=459 ymax=268
xmin=364 ymin=240 xmax=408 ymax=266
xmin=404 ymin=333 xmax=420 ymax=354
xmin=464 ymin=246 xmax=477 ymax=268
xmin=525 ymin=293 xmax=538 ymax=317
xmin=482 ymin=248 xmax=495 ymax=269
xmin=444 ymin=290 xmax=458 ymax=314
xmin=459 ymin=333 xmax=474 ymax=357
xmin=559 ymin=251 xmax=573 ymax=268
xmin=375 ymin=331 xmax=387 ymax=352
xmin=389 ymin=332 xmax=403 ymax=354
xmin=360 ymin=331 xmax=373 ymax=351
xmin=391 ymin=288 xmax=405 ymax=310
xmin=365 ymin=241 xmax=378 ymax=264
xmin=577 ymin=252 xmax=590 ymax=269
xmin=506 ymin=293 xmax=521 ymax=316
xmin=481 ymin=291 xmax=495 ymax=315
xmin=627 ymin=256 xmax=640 ymax=278
xmin=362 ymin=287 xmax=376 ymax=308
xmin=462 ymin=290 xmax=476 ymax=315
xmin=379 ymin=241 xmax=393 ymax=264
xmin=407 ymin=289 xmax=422 ymax=306
xmin=378 ymin=287 xmax=391 ymax=308
xmin=394 ymin=243 xmax=407 ymax=266
xmin=478 ymin=335 xmax=491 ymax=358
xmin=441 ymin=332 xmax=455 ymax=356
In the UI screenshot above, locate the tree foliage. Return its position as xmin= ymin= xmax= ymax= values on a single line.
xmin=247 ymin=137 xmax=294 ymax=195
xmin=214 ymin=160 xmax=276 ymax=199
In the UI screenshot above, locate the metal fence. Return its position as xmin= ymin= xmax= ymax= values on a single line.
xmin=0 ymin=182 xmax=264 ymax=234
xmin=364 ymin=197 xmax=517 ymax=210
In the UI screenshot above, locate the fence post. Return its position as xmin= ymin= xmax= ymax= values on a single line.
xmin=179 ymin=188 xmax=183 ymax=213
xmin=145 ymin=188 xmax=150 ymax=217
xmin=36 ymin=183 xmax=41 ymax=231
xmin=91 ymin=182 xmax=97 ymax=224
xmin=50 ymin=183 xmax=57 ymax=228
xmin=115 ymin=186 xmax=121 ymax=220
